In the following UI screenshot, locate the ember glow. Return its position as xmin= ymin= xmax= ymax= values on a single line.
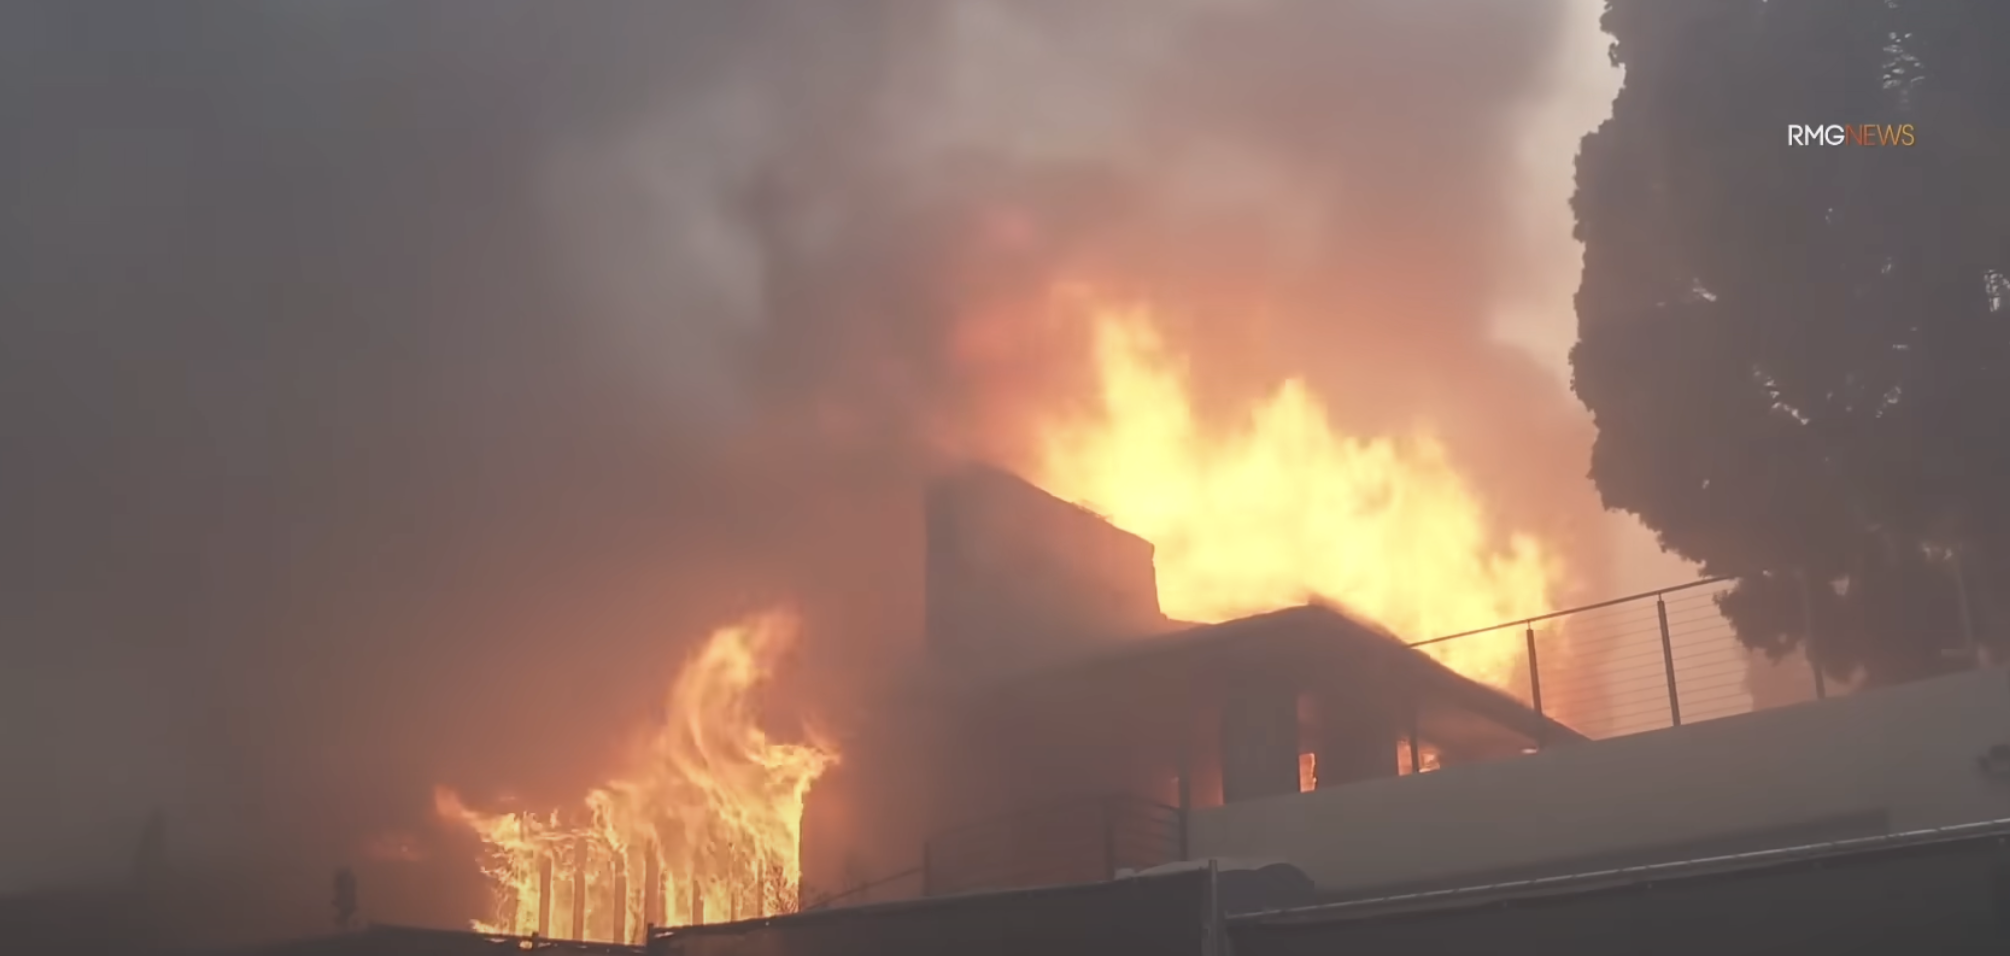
xmin=1031 ymin=295 xmax=1563 ymax=690
xmin=436 ymin=611 xmax=835 ymax=941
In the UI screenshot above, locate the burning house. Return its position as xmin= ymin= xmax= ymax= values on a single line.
xmin=796 ymin=463 xmax=1578 ymax=904
xmin=189 ymin=461 xmax=2010 ymax=956
xmin=630 ymin=461 xmax=2010 ymax=955
xmin=657 ymin=464 xmax=2010 ymax=955
xmin=146 ymin=465 xmax=2010 ymax=956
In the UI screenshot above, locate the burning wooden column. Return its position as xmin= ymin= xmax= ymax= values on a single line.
xmin=611 ymin=852 xmax=628 ymax=943
xmin=642 ymin=841 xmax=661 ymax=931
xmin=572 ymin=839 xmax=589 ymax=940
xmin=536 ymin=849 xmax=554 ymax=937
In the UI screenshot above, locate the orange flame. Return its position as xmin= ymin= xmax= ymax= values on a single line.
xmin=437 ymin=610 xmax=836 ymax=941
xmin=1030 ymin=296 xmax=1562 ymax=689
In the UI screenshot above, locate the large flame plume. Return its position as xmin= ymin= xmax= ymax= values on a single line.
xmin=437 ymin=292 xmax=1566 ymax=939
xmin=436 ymin=611 xmax=835 ymax=941
xmin=1030 ymin=294 xmax=1563 ymax=689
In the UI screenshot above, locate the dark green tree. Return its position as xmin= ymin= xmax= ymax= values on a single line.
xmin=1573 ymin=0 xmax=2010 ymax=685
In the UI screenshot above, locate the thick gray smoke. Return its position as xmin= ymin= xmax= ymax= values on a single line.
xmin=0 ymin=0 xmax=1587 ymax=938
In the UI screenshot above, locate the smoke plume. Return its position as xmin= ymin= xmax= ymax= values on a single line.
xmin=0 ymin=0 xmax=1594 ymax=938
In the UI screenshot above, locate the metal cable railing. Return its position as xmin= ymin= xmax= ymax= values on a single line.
xmin=1407 ymin=575 xmax=1832 ymax=743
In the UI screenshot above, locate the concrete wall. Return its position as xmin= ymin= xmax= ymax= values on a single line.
xmin=1189 ymin=666 xmax=2010 ymax=895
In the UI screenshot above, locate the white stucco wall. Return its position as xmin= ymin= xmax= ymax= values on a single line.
xmin=1188 ymin=665 xmax=2010 ymax=895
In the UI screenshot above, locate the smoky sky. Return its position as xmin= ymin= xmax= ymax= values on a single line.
xmin=0 ymin=0 xmax=1584 ymax=935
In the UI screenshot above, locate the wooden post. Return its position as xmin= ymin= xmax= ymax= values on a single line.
xmin=571 ymin=840 xmax=589 ymax=940
xmin=1524 ymin=624 xmax=1546 ymax=749
xmin=611 ymin=853 xmax=627 ymax=943
xmin=1175 ymin=723 xmax=1192 ymax=861
xmin=1657 ymin=597 xmax=1683 ymax=727
xmin=1407 ymin=692 xmax=1422 ymax=774
xmin=536 ymin=851 xmax=553 ymax=938
xmin=1952 ymin=547 xmax=1981 ymax=661
xmin=642 ymin=842 xmax=661 ymax=930
xmin=1801 ymin=571 xmax=1828 ymax=700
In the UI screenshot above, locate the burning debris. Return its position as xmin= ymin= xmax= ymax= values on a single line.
xmin=436 ymin=612 xmax=835 ymax=942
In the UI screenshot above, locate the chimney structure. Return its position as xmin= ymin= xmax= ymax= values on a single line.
xmin=923 ymin=463 xmax=1168 ymax=679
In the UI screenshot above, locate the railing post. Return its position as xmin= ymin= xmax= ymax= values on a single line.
xmin=1800 ymin=570 xmax=1828 ymax=700
xmin=1952 ymin=546 xmax=1981 ymax=663
xmin=1657 ymin=596 xmax=1682 ymax=727
xmin=1205 ymin=858 xmax=1223 ymax=956
xmin=1175 ymin=726 xmax=1192 ymax=861
xmin=1407 ymin=692 xmax=1422 ymax=774
xmin=1525 ymin=623 xmax=1546 ymax=749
